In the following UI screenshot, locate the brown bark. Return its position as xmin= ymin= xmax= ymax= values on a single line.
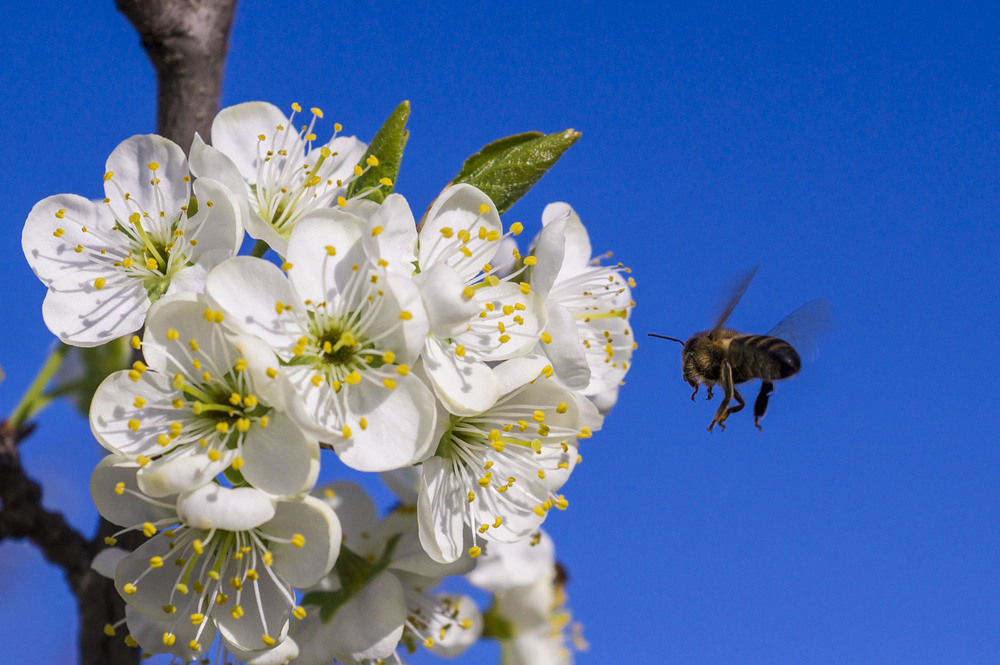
xmin=116 ymin=0 xmax=239 ymax=150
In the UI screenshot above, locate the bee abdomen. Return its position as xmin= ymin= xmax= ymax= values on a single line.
xmin=730 ymin=335 xmax=801 ymax=381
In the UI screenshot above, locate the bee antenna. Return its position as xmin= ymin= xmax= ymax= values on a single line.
xmin=647 ymin=333 xmax=684 ymax=345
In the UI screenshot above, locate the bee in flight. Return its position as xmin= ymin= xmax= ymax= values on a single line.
xmin=650 ymin=266 xmax=830 ymax=432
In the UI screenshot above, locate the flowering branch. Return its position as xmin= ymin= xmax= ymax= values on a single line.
xmin=115 ymin=0 xmax=238 ymax=149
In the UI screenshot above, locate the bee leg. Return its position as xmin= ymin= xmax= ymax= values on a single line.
xmin=706 ymin=385 xmax=714 ymax=400
xmin=728 ymin=389 xmax=746 ymax=415
xmin=753 ymin=381 xmax=774 ymax=431
xmin=708 ymin=363 xmax=735 ymax=432
xmin=688 ymin=381 xmax=699 ymax=401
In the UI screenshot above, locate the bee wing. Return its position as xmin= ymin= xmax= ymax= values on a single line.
xmin=766 ymin=298 xmax=832 ymax=360
xmin=711 ymin=265 xmax=759 ymax=335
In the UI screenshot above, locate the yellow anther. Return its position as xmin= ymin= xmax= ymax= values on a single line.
xmin=266 ymin=367 xmax=278 ymax=379
xmin=469 ymin=546 xmax=482 ymax=558
xmin=538 ymin=469 xmax=547 ymax=479
xmin=499 ymin=334 xmax=511 ymax=343
xmin=259 ymin=415 xmax=270 ymax=428
xmin=215 ymin=592 xmax=228 ymax=605
xmin=129 ymin=335 xmax=142 ymax=350
xmin=344 ymin=371 xmax=362 ymax=385
xmin=114 ymin=482 xmax=125 ymax=495
xmin=341 ymin=425 xmax=352 ymax=438
xmin=145 ymin=258 xmax=158 ymax=270
xmin=123 ymin=582 xmax=138 ymax=595
xmin=578 ymin=426 xmax=593 ymax=439
xmin=133 ymin=397 xmax=146 ymax=408
xmin=540 ymin=332 xmax=553 ymax=344
xmin=291 ymin=102 xmax=302 ymax=112
xmin=94 ymin=277 xmax=107 ymax=290
xmin=359 ymin=417 xmax=368 ymax=430
xmin=533 ymin=410 xmax=546 ymax=422
xmin=366 ymin=155 xmax=379 ymax=166
xmin=244 ymin=395 xmax=257 ymax=408
xmin=353 ymin=164 xmax=364 ymax=177
xmin=263 ymin=551 xmax=274 ymax=566
xmin=293 ymin=605 xmax=307 ymax=620
xmin=311 ymin=375 xmax=323 ymax=387
xmin=510 ymin=222 xmax=524 ymax=236
xmin=337 ymin=196 xmax=347 ymax=207
xmin=454 ymin=345 xmax=466 ymax=357
xmin=149 ymin=556 xmax=163 ymax=568
xmin=534 ymin=505 xmax=546 ymax=516
xmin=193 ymin=539 xmax=204 ymax=554
xmin=291 ymin=533 xmax=306 ymax=548
xmin=379 ymin=177 xmax=393 ymax=187
xmin=142 ymin=522 xmax=157 ymax=537
xmin=493 ymin=517 xmax=503 ymax=527
xmin=523 ymin=255 xmax=537 ymax=266
xmin=162 ymin=632 xmax=176 ymax=647
xmin=520 ymin=282 xmax=531 ymax=294
xmin=334 ymin=123 xmax=343 ymax=131
xmin=399 ymin=310 xmax=413 ymax=320
xmin=215 ymin=421 xmax=229 ymax=433
xmin=542 ymin=365 xmax=554 ymax=377
xmin=208 ymin=449 xmax=221 ymax=462
xmin=281 ymin=262 xmax=293 ymax=271
xmin=396 ymin=364 xmax=410 ymax=376
xmin=555 ymin=496 xmax=569 ymax=510
xmin=383 ymin=378 xmax=396 ymax=390
xmin=262 ymin=634 xmax=276 ymax=647
xmin=147 ymin=162 xmax=160 ymax=171
xmin=382 ymin=350 xmax=396 ymax=364
xmin=234 ymin=359 xmax=248 ymax=372
xmin=231 ymin=456 xmax=244 ymax=470
xmin=531 ymin=439 xmax=542 ymax=453
xmin=440 ymin=227 xmax=454 ymax=238
xmin=157 ymin=434 xmax=171 ymax=447
xmin=229 ymin=392 xmax=242 ymax=406
xmin=468 ymin=491 xmax=476 ymax=503
xmin=161 ymin=604 xmax=176 ymax=614
xmin=103 ymin=624 xmax=116 ymax=637
xmin=189 ymin=613 xmax=204 ymax=625
xmin=74 ymin=244 xmax=83 ymax=253
xmin=478 ymin=203 xmax=490 ymax=214
xmin=423 ymin=637 xmax=435 ymax=648
xmin=556 ymin=402 xmax=568 ymax=414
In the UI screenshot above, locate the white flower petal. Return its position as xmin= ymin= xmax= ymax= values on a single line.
xmin=539 ymin=303 xmax=591 ymax=389
xmin=419 ymin=184 xmax=502 ymax=282
xmin=211 ymin=102 xmax=296 ymax=184
xmin=136 ymin=445 xmax=235 ymax=497
xmin=541 ymin=202 xmax=592 ymax=272
xmin=361 ymin=193 xmax=418 ymax=276
xmin=114 ymin=533 xmax=194 ymax=619
xmin=326 ymin=571 xmax=406 ymax=662
xmin=214 ymin=555 xmax=293 ymax=651
xmin=90 ymin=456 xmax=175 ymax=527
xmin=379 ymin=467 xmax=421 ymax=506
xmin=314 ymin=481 xmax=378 ymax=547
xmin=428 ymin=594 xmax=483 ymax=658
xmin=226 ymin=635 xmax=300 ymax=665
xmin=417 ymin=457 xmax=467 ymax=564
xmin=414 ymin=262 xmax=479 ymax=337
xmin=466 ymin=530 xmax=556 ymax=592
xmin=206 ymin=257 xmax=301 ymax=356
xmin=104 ymin=135 xmax=189 ymax=223
xmin=454 ymin=283 xmax=547 ymax=361
xmin=266 ymin=496 xmax=342 ymax=588
xmin=176 ymin=484 xmax=275 ymax=531
xmin=422 ymin=336 xmax=500 ymax=416
xmin=91 ymin=546 xmax=130 ymax=580
xmin=242 ymin=414 xmax=320 ymax=499
xmin=124 ymin=604 xmax=219 ymax=661
xmin=285 ymin=213 xmax=366 ymax=307
xmin=43 ymin=271 xmax=149 ymax=347
xmin=332 ymin=376 xmax=437 ymax=472
xmin=89 ymin=369 xmax=180 ymax=457
xmin=185 ymin=177 xmax=244 ymax=259
xmin=22 ymin=194 xmax=114 ymax=286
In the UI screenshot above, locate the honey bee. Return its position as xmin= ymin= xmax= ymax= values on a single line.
xmin=650 ymin=267 xmax=830 ymax=431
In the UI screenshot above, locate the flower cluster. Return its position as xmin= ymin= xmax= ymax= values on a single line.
xmin=22 ymin=101 xmax=636 ymax=663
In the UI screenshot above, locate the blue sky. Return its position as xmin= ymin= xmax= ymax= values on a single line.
xmin=2 ymin=1 xmax=998 ymax=663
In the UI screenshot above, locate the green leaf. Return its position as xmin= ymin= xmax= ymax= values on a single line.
xmin=346 ymin=100 xmax=410 ymax=205
xmin=451 ymin=128 xmax=581 ymax=214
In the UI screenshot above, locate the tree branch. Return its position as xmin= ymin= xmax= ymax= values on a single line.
xmin=116 ymin=0 xmax=239 ymax=150
xmin=0 ymin=420 xmax=137 ymax=664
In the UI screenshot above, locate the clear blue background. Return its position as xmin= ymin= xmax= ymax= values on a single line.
xmin=1 ymin=1 xmax=998 ymax=663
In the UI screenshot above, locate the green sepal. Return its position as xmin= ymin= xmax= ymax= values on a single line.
xmin=481 ymin=600 xmax=515 ymax=640
xmin=451 ymin=129 xmax=581 ymax=214
xmin=346 ymin=101 xmax=410 ymax=205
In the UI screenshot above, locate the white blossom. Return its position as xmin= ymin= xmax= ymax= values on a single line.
xmin=191 ymin=101 xmax=368 ymax=256
xmin=22 ymin=134 xmax=242 ymax=346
